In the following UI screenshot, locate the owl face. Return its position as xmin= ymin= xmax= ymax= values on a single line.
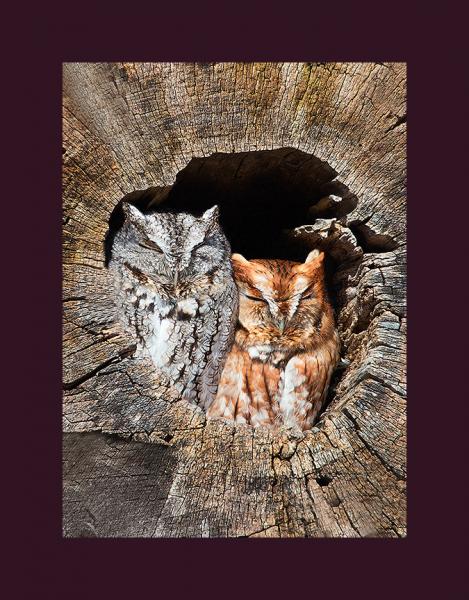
xmin=232 ymin=250 xmax=326 ymax=337
xmin=113 ymin=203 xmax=230 ymax=295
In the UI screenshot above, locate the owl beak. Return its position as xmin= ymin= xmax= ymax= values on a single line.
xmin=278 ymin=318 xmax=286 ymax=333
xmin=173 ymin=269 xmax=179 ymax=288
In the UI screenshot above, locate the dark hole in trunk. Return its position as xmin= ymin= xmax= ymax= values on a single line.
xmin=316 ymin=475 xmax=333 ymax=487
xmin=105 ymin=148 xmax=359 ymax=265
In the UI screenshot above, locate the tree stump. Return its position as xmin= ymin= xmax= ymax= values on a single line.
xmin=63 ymin=62 xmax=406 ymax=537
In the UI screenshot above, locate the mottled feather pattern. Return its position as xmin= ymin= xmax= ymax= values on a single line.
xmin=109 ymin=204 xmax=238 ymax=409
xmin=208 ymin=251 xmax=340 ymax=432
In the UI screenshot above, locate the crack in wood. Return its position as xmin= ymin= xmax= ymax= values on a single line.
xmin=62 ymin=62 xmax=406 ymax=538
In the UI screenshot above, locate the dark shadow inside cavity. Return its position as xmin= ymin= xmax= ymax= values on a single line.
xmin=105 ymin=148 xmax=396 ymax=265
xmin=348 ymin=216 xmax=399 ymax=253
xmin=349 ymin=219 xmax=398 ymax=253
xmin=105 ymin=148 xmax=361 ymax=266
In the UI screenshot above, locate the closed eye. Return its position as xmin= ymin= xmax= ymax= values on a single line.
xmin=193 ymin=236 xmax=216 ymax=252
xmin=243 ymin=293 xmax=268 ymax=303
xmin=301 ymin=292 xmax=314 ymax=300
xmin=138 ymin=239 xmax=163 ymax=253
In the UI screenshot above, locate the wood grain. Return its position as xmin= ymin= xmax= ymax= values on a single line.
xmin=63 ymin=62 xmax=406 ymax=537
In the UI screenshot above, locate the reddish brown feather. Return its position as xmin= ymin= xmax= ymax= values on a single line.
xmin=208 ymin=253 xmax=340 ymax=431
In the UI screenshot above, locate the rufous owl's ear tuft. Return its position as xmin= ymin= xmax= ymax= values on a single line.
xmin=294 ymin=249 xmax=325 ymax=276
xmin=305 ymin=249 xmax=324 ymax=264
xmin=231 ymin=253 xmax=249 ymax=265
xmin=122 ymin=202 xmax=146 ymax=225
xmin=231 ymin=253 xmax=253 ymax=281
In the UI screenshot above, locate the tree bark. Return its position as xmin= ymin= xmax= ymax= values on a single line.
xmin=63 ymin=62 xmax=406 ymax=537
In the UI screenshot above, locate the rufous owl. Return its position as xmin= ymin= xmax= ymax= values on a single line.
xmin=208 ymin=250 xmax=340 ymax=432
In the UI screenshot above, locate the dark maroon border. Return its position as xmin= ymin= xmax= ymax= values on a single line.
xmin=9 ymin=2 xmax=467 ymax=598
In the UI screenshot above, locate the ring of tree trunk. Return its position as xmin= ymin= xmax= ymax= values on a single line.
xmin=63 ymin=62 xmax=406 ymax=538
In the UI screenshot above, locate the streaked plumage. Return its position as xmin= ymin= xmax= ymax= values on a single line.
xmin=208 ymin=250 xmax=340 ymax=431
xmin=109 ymin=203 xmax=238 ymax=409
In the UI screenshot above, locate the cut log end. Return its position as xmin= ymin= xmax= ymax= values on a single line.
xmin=63 ymin=62 xmax=406 ymax=538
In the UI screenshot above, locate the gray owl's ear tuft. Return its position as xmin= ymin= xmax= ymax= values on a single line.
xmin=122 ymin=202 xmax=146 ymax=225
xmin=201 ymin=205 xmax=220 ymax=232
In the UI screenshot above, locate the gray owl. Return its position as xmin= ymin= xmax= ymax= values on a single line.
xmin=109 ymin=203 xmax=238 ymax=410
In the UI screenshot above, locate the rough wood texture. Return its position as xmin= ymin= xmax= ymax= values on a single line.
xmin=63 ymin=62 xmax=406 ymax=537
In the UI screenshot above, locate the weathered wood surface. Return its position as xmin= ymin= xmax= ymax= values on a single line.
xmin=63 ymin=62 xmax=406 ymax=537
